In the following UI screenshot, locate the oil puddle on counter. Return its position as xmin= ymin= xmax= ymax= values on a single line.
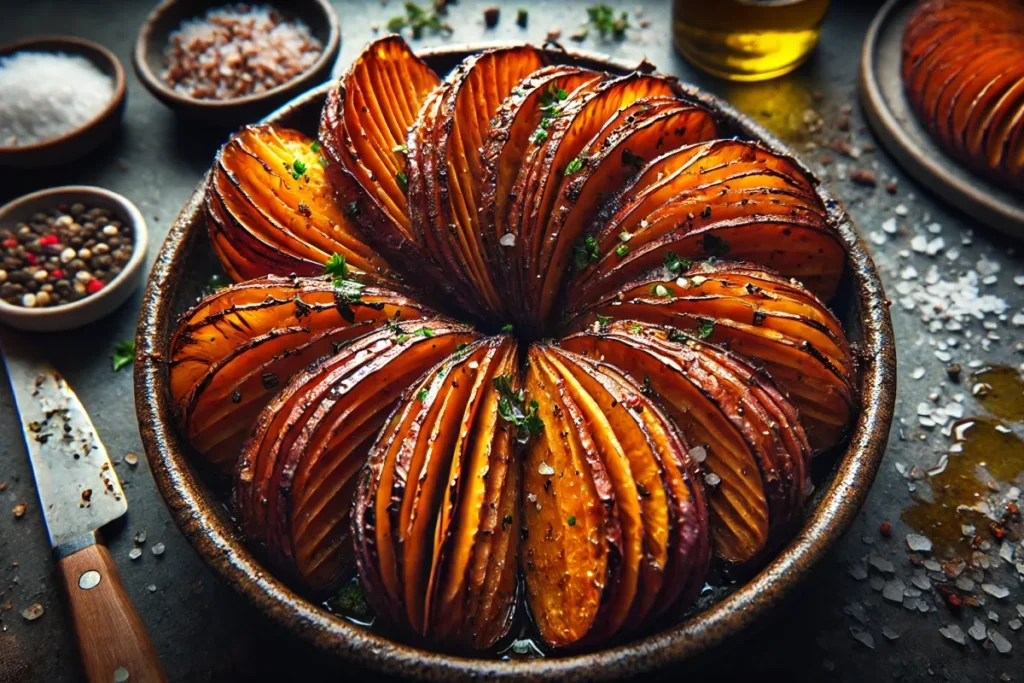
xmin=902 ymin=366 xmax=1024 ymax=560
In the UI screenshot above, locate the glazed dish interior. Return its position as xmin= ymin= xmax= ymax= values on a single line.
xmin=148 ymin=39 xmax=888 ymax=665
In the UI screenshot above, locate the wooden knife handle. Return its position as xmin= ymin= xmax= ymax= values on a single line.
xmin=57 ymin=541 xmax=167 ymax=683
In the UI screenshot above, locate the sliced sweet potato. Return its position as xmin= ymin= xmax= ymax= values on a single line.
xmin=234 ymin=319 xmax=478 ymax=593
xmin=567 ymin=139 xmax=843 ymax=307
xmin=204 ymin=124 xmax=389 ymax=282
xmin=169 ymin=277 xmax=432 ymax=471
xmin=320 ymin=35 xmax=442 ymax=262
xmin=352 ymin=336 xmax=520 ymax=649
xmin=561 ymin=322 xmax=804 ymax=564
xmin=567 ymin=260 xmax=856 ymax=453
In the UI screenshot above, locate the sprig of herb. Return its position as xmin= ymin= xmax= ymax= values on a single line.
xmin=586 ymin=4 xmax=630 ymax=39
xmin=112 ymin=340 xmax=135 ymax=372
xmin=395 ymin=171 xmax=409 ymax=194
xmin=324 ymin=253 xmax=365 ymax=321
xmin=571 ymin=235 xmax=600 ymax=271
xmin=664 ymin=251 xmax=692 ymax=276
xmin=501 ymin=323 xmax=514 ymax=333
xmin=291 ymin=158 xmax=308 ymax=180
xmin=387 ymin=1 xmax=453 ymax=39
xmin=530 ymin=85 xmax=568 ymax=145
xmin=696 ymin=319 xmax=716 ymax=339
xmin=564 ymin=156 xmax=584 ymax=175
xmin=615 ymin=243 xmax=629 ymax=258
xmin=595 ymin=313 xmax=613 ymax=331
xmin=493 ymin=374 xmax=543 ymax=444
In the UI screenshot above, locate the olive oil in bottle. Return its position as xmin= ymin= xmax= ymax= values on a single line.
xmin=673 ymin=0 xmax=831 ymax=81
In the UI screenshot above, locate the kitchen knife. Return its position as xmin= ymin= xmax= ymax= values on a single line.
xmin=1 ymin=333 xmax=167 ymax=683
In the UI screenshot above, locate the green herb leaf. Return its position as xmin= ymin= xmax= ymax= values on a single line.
xmin=664 ymin=251 xmax=692 ymax=276
xmin=697 ymin=319 xmax=716 ymax=339
xmin=667 ymin=328 xmax=688 ymax=343
xmin=628 ymin=323 xmax=643 ymax=334
xmin=595 ymin=313 xmax=613 ymax=331
xmin=388 ymin=1 xmax=453 ymax=38
xmin=396 ymin=171 xmax=409 ymax=194
xmin=412 ymin=327 xmax=433 ymax=338
xmin=564 ymin=156 xmax=584 ymax=175
xmin=571 ymin=236 xmax=600 ymax=271
xmin=318 ymin=155 xmax=328 ymax=168
xmin=392 ymin=143 xmax=408 ymax=154
xmin=501 ymin=323 xmax=514 ymax=333
xmin=292 ymin=159 xmax=307 ymax=179
xmin=112 ymin=340 xmax=135 ymax=372
xmin=493 ymin=374 xmax=544 ymax=444
xmin=615 ymin=243 xmax=629 ymax=258
xmin=324 ymin=253 xmax=348 ymax=282
xmin=586 ymin=4 xmax=630 ymax=38
xmin=530 ymin=127 xmax=548 ymax=145
xmin=568 ymin=515 xmax=576 ymax=526
xmin=418 ymin=388 xmax=428 ymax=401
xmin=652 ymin=284 xmax=674 ymax=298
xmin=310 ymin=141 xmax=320 ymax=154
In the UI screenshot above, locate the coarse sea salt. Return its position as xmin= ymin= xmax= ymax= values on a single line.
xmin=0 ymin=51 xmax=114 ymax=146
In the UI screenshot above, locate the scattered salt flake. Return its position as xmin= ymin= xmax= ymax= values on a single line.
xmin=956 ymin=576 xmax=975 ymax=592
xmin=538 ymin=462 xmax=555 ymax=476
xmin=869 ymin=231 xmax=887 ymax=246
xmin=124 ymin=453 xmax=139 ymax=467
xmin=989 ymin=611 xmax=999 ymax=623
xmin=499 ymin=233 xmax=515 ymax=247
xmin=704 ymin=472 xmax=721 ymax=487
xmin=906 ymin=533 xmax=933 ymax=553
xmin=911 ymin=573 xmax=931 ymax=590
xmin=894 ymin=204 xmax=909 ymax=216
xmin=1018 ymin=604 xmax=1024 ymax=619
xmin=900 ymin=265 xmax=918 ymax=280
xmin=21 ymin=603 xmax=43 ymax=621
xmin=689 ymin=446 xmax=707 ymax=463
xmin=940 ymin=624 xmax=966 ymax=645
xmin=911 ymin=234 xmax=929 ymax=253
xmin=977 ymin=254 xmax=1001 ymax=277
xmin=883 ymin=578 xmax=905 ymax=603
xmin=848 ymin=563 xmax=868 ymax=580
xmin=1015 ymin=274 xmax=1024 ymax=286
xmin=1000 ymin=542 xmax=1014 ymax=564
xmin=882 ymin=217 xmax=898 ymax=234
xmin=882 ymin=626 xmax=900 ymax=641
xmin=916 ymin=402 xmax=933 ymax=416
xmin=133 ymin=529 xmax=147 ymax=545
xmin=147 ymin=584 xmax=157 ymax=593
xmin=128 ymin=547 xmax=142 ymax=561
xmin=988 ymin=629 xmax=1012 ymax=654
xmin=869 ymin=575 xmax=885 ymax=591
xmin=911 ymin=367 xmax=926 ymax=380
xmin=969 ymin=618 xmax=987 ymax=641
xmin=868 ymin=554 xmax=895 ymax=574
xmin=1009 ymin=619 xmax=1022 ymax=631
xmin=982 ymin=583 xmax=1010 ymax=599
xmin=923 ymin=559 xmax=942 ymax=572
xmin=1012 ymin=312 xmax=1024 ymax=328
xmin=151 ymin=542 xmax=166 ymax=557
xmin=849 ymin=626 xmax=875 ymax=649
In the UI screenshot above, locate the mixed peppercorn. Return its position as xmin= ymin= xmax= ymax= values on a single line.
xmin=0 ymin=203 xmax=134 ymax=308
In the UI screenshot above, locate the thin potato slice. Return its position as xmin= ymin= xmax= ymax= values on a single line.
xmin=234 ymin=319 xmax=477 ymax=593
xmin=169 ymin=277 xmax=432 ymax=471
xmin=567 ymin=260 xmax=855 ymax=452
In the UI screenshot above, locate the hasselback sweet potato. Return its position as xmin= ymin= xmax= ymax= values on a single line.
xmin=566 ymin=260 xmax=855 ymax=453
xmin=205 ymin=124 xmax=389 ymax=282
xmin=353 ymin=337 xmax=520 ymax=649
xmin=169 ymin=277 xmax=433 ymax=471
xmin=567 ymin=139 xmax=844 ymax=307
xmin=903 ymin=0 xmax=1024 ymax=191
xmin=234 ymin=319 xmax=478 ymax=593
xmin=561 ymin=321 xmax=810 ymax=564
xmin=522 ymin=345 xmax=710 ymax=647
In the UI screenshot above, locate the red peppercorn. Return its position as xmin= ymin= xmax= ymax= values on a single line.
xmin=25 ymin=253 xmax=38 ymax=265
xmin=50 ymin=269 xmax=63 ymax=279
xmin=971 ymin=534 xmax=984 ymax=548
xmin=946 ymin=593 xmax=963 ymax=609
xmin=86 ymin=279 xmax=104 ymax=294
xmin=1006 ymin=502 xmax=1020 ymax=518
xmin=39 ymin=235 xmax=59 ymax=246
xmin=2 ymin=238 xmax=16 ymax=248
xmin=879 ymin=521 xmax=892 ymax=537
xmin=990 ymin=522 xmax=1006 ymax=539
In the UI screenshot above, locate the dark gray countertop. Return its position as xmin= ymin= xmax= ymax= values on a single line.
xmin=1 ymin=1 xmax=1022 ymax=681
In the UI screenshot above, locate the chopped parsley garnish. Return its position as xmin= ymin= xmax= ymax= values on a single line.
xmin=395 ymin=170 xmax=409 ymax=194
xmin=668 ymin=328 xmax=688 ymax=343
xmin=664 ymin=251 xmax=691 ymax=276
xmin=392 ymin=143 xmax=408 ymax=154
xmin=318 ymin=155 xmax=328 ymax=168
xmin=291 ymin=159 xmax=308 ymax=179
xmin=111 ymin=340 xmax=135 ymax=372
xmin=387 ymin=1 xmax=453 ymax=39
xmin=586 ymin=4 xmax=630 ymax=39
xmin=571 ymin=235 xmax=600 ymax=270
xmin=332 ymin=578 xmax=372 ymax=620
xmin=412 ymin=327 xmax=433 ymax=338
xmin=618 ymin=231 xmax=632 ymax=242
xmin=652 ymin=284 xmax=674 ymax=298
xmin=564 ymin=156 xmax=584 ymax=175
xmin=493 ymin=374 xmax=544 ymax=444
xmin=531 ymin=85 xmax=567 ymax=144
xmin=310 ymin=141 xmax=320 ymax=154
xmin=530 ymin=127 xmax=549 ymax=145
xmin=418 ymin=388 xmax=429 ymax=401
xmin=595 ymin=313 xmax=613 ymax=331
xmin=324 ymin=253 xmax=364 ymax=321
xmin=324 ymin=253 xmax=349 ymax=284
xmin=702 ymin=233 xmax=731 ymax=257
xmin=621 ymin=148 xmax=644 ymax=170
xmin=628 ymin=323 xmax=643 ymax=334
xmin=501 ymin=323 xmax=514 ymax=333
xmin=696 ymin=320 xmax=716 ymax=339
xmin=615 ymin=243 xmax=629 ymax=258
xmin=568 ymin=515 xmax=577 ymax=526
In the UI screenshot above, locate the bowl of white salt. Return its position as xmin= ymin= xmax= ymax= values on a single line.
xmin=0 ymin=36 xmax=127 ymax=168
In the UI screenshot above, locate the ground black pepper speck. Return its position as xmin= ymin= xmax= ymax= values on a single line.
xmin=0 ymin=203 xmax=134 ymax=308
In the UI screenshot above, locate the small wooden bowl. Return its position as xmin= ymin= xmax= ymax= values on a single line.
xmin=0 ymin=186 xmax=148 ymax=332
xmin=132 ymin=0 xmax=341 ymax=127
xmin=0 ymin=37 xmax=127 ymax=169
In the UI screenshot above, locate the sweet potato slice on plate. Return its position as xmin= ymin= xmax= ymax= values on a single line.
xmin=352 ymin=336 xmax=520 ymax=649
xmin=567 ymin=139 xmax=843 ymax=306
xmin=234 ymin=319 xmax=477 ymax=593
xmin=205 ymin=124 xmax=388 ymax=281
xmin=567 ymin=260 xmax=855 ymax=452
xmin=168 ymin=277 xmax=432 ymax=471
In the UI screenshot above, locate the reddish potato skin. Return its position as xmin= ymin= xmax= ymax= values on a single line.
xmin=903 ymin=0 xmax=1024 ymax=191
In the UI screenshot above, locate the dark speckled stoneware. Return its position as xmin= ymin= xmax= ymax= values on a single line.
xmin=134 ymin=43 xmax=896 ymax=681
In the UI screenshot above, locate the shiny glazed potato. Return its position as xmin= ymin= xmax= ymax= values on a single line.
xmin=234 ymin=319 xmax=479 ymax=593
xmin=206 ymin=124 xmax=389 ymax=282
xmin=566 ymin=260 xmax=855 ymax=453
xmin=353 ymin=337 xmax=521 ymax=650
xmin=903 ymin=0 xmax=1024 ymax=192
xmin=168 ymin=277 xmax=433 ymax=471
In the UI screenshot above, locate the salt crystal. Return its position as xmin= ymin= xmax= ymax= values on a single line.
xmin=1018 ymin=605 xmax=1024 ymax=619
xmin=882 ymin=625 xmax=900 ymax=640
xmin=128 ymin=547 xmax=142 ymax=561
xmin=869 ymin=575 xmax=885 ymax=591
xmin=21 ymin=603 xmax=44 ymax=621
xmin=968 ymin=618 xmax=987 ymax=641
xmin=923 ymin=559 xmax=942 ymax=572
xmin=689 ymin=446 xmax=707 ymax=463
xmin=1000 ymin=542 xmax=1014 ymax=564
xmin=989 ymin=629 xmax=1012 ymax=654
xmin=906 ymin=534 xmax=932 ymax=553
xmin=147 ymin=584 xmax=157 ymax=593
xmin=911 ymin=573 xmax=931 ymax=590
xmin=894 ymin=204 xmax=909 ymax=216
xmin=868 ymin=554 xmax=895 ymax=574
xmin=1015 ymin=274 xmax=1024 ymax=286
xmin=151 ymin=542 xmax=166 ymax=557
xmin=848 ymin=563 xmax=868 ymax=580
xmin=849 ymin=626 xmax=874 ymax=649
xmin=940 ymin=624 xmax=966 ymax=645
xmin=910 ymin=234 xmax=929 ymax=253
xmin=977 ymin=255 xmax=1001 ymax=277
xmin=1012 ymin=312 xmax=1024 ymax=328
xmin=704 ymin=472 xmax=721 ymax=487
xmin=935 ymin=350 xmax=952 ymax=362
xmin=499 ymin=233 xmax=515 ymax=247
xmin=927 ymin=222 xmax=943 ymax=234
xmin=881 ymin=217 xmax=898 ymax=234
xmin=911 ymin=367 xmax=926 ymax=379
xmin=538 ymin=462 xmax=555 ymax=476
xmin=1009 ymin=619 xmax=1022 ymax=631
xmin=955 ymin=576 xmax=975 ymax=592
xmin=988 ymin=611 xmax=999 ymax=623
xmin=982 ymin=583 xmax=1010 ymax=599
xmin=926 ymin=237 xmax=945 ymax=255
xmin=916 ymin=402 xmax=933 ymax=416
xmin=869 ymin=231 xmax=887 ymax=246
xmin=882 ymin=578 xmax=905 ymax=603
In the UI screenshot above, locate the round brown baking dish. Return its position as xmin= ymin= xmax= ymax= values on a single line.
xmin=135 ymin=42 xmax=896 ymax=681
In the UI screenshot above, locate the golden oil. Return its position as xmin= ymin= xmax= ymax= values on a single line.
xmin=672 ymin=0 xmax=831 ymax=81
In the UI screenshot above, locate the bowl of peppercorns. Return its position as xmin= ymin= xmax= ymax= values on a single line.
xmin=0 ymin=185 xmax=147 ymax=331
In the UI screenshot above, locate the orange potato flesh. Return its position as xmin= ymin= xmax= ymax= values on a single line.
xmin=168 ymin=278 xmax=432 ymax=471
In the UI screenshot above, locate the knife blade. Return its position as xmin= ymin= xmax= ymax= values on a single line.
xmin=1 ymin=331 xmax=167 ymax=683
